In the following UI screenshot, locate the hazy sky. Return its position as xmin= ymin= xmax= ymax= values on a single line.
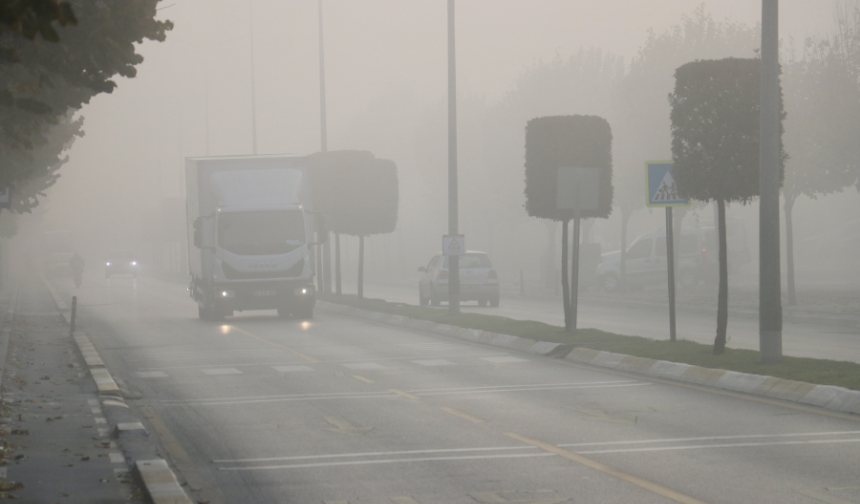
xmin=37 ymin=0 xmax=839 ymax=242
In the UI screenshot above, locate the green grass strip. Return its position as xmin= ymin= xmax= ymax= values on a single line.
xmin=321 ymin=294 xmax=860 ymax=392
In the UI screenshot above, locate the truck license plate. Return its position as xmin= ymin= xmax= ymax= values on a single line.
xmin=253 ymin=290 xmax=277 ymax=297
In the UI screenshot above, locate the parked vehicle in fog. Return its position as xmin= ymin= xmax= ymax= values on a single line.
xmin=596 ymin=220 xmax=750 ymax=292
xmin=418 ymin=251 xmax=500 ymax=307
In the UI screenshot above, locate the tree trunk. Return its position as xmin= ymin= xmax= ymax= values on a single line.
xmin=714 ymin=199 xmax=729 ymax=354
xmin=620 ymin=207 xmax=631 ymax=292
xmin=544 ymin=220 xmax=557 ymax=290
xmin=784 ymin=194 xmax=797 ymax=306
xmin=335 ymin=233 xmax=342 ymax=296
xmin=358 ymin=235 xmax=365 ymax=299
xmin=561 ymin=219 xmax=571 ymax=331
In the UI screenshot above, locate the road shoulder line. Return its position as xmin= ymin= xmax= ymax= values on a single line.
xmin=317 ymin=301 xmax=860 ymax=418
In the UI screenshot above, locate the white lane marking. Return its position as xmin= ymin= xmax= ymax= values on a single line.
xmin=162 ymin=390 xmax=398 ymax=407
xmin=412 ymin=359 xmax=456 ymax=367
xmin=137 ymin=353 xmax=504 ymax=371
xmin=95 ymin=417 xmax=107 ymax=424
xmin=578 ymin=437 xmax=860 ymax=455
xmin=216 ymin=436 xmax=860 ymax=471
xmin=200 ymin=368 xmax=243 ymax=376
xmin=219 ymin=452 xmax=553 ymax=471
xmin=214 ymin=445 xmax=536 ymax=464
xmin=87 ymin=398 xmax=99 ymax=406
xmin=341 ymin=362 xmax=385 ymax=370
xmin=417 ymin=382 xmax=651 ymax=396
xmin=272 ymin=365 xmax=314 ymax=373
xmin=480 ymin=356 xmax=528 ymax=364
xmin=109 ymin=452 xmax=125 ymax=463
xmin=160 ymin=382 xmax=647 ymax=407
xmin=559 ymin=430 xmax=860 ymax=449
xmin=408 ymin=380 xmax=636 ymax=394
xmin=136 ymin=371 xmax=169 ymax=378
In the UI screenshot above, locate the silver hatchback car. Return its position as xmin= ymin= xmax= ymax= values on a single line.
xmin=418 ymin=251 xmax=500 ymax=307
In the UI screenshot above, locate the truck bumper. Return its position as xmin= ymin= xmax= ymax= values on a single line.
xmin=193 ymin=279 xmax=315 ymax=312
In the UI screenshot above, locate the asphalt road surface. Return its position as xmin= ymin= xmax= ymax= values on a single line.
xmin=346 ymin=281 xmax=860 ymax=364
xmin=52 ymin=272 xmax=860 ymax=504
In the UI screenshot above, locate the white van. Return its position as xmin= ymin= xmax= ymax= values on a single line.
xmin=596 ymin=221 xmax=750 ymax=292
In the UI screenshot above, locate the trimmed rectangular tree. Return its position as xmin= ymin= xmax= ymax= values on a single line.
xmin=670 ymin=57 xmax=785 ymax=354
xmin=309 ymin=151 xmax=398 ymax=298
xmin=524 ymin=115 xmax=613 ymax=332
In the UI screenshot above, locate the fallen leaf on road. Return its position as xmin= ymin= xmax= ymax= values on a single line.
xmin=79 ymin=456 xmax=89 ymax=461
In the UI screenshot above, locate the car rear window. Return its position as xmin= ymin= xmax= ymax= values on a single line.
xmin=442 ymin=254 xmax=492 ymax=269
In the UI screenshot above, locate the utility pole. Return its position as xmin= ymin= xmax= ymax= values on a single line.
xmin=447 ymin=0 xmax=460 ymax=315
xmin=249 ymin=0 xmax=258 ymax=155
xmin=759 ymin=0 xmax=783 ymax=363
xmin=318 ymin=0 xmax=332 ymax=295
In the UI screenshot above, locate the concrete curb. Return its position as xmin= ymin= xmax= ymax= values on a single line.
xmin=41 ymin=277 xmax=192 ymax=504
xmin=318 ymin=301 xmax=860 ymax=417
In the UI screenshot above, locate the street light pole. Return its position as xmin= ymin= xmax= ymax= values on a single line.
xmin=759 ymin=0 xmax=783 ymax=363
xmin=249 ymin=0 xmax=258 ymax=155
xmin=447 ymin=0 xmax=460 ymax=315
xmin=318 ymin=0 xmax=332 ymax=295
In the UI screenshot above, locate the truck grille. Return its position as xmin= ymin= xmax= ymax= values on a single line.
xmin=222 ymin=258 xmax=304 ymax=280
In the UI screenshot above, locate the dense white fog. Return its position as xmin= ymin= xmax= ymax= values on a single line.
xmin=12 ymin=0 xmax=859 ymax=297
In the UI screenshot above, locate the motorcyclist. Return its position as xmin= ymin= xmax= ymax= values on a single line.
xmin=69 ymin=252 xmax=84 ymax=287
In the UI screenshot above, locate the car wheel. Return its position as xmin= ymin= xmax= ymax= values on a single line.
xmin=198 ymin=305 xmax=210 ymax=321
xmin=489 ymin=294 xmax=500 ymax=307
xmin=430 ymin=293 xmax=440 ymax=306
xmin=602 ymin=273 xmax=620 ymax=292
xmin=296 ymin=304 xmax=314 ymax=320
xmin=419 ymin=288 xmax=429 ymax=306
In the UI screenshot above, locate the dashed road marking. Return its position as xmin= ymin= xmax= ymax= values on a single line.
xmin=505 ymin=432 xmax=710 ymax=504
xmin=272 ymin=365 xmax=313 ymax=373
xmin=412 ymin=359 xmax=456 ymax=367
xmin=200 ymin=368 xmax=243 ymax=376
xmin=342 ymin=362 xmax=385 ymax=370
xmin=389 ymin=389 xmax=420 ymax=400
xmin=469 ymin=490 xmax=569 ymax=503
xmin=109 ymin=452 xmax=125 ymax=463
xmin=353 ymin=375 xmax=375 ymax=384
xmin=390 ymin=497 xmax=423 ymax=504
xmin=440 ymin=407 xmax=486 ymax=424
xmin=480 ymin=356 xmax=528 ymax=364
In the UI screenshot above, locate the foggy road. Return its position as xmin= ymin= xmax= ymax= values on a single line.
xmin=49 ymin=272 xmax=860 ymax=504
xmin=346 ymin=280 xmax=860 ymax=364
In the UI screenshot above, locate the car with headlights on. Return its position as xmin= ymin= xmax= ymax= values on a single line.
xmin=105 ymin=250 xmax=138 ymax=278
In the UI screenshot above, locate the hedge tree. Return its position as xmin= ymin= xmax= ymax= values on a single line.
xmin=524 ymin=115 xmax=613 ymax=331
xmin=670 ymin=57 xmax=785 ymax=354
xmin=309 ymin=150 xmax=399 ymax=298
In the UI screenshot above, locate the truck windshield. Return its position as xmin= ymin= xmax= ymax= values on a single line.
xmin=218 ymin=210 xmax=305 ymax=255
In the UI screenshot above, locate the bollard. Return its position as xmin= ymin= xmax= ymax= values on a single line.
xmin=70 ymin=296 xmax=77 ymax=336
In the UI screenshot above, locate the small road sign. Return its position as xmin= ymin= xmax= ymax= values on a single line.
xmin=443 ymin=234 xmax=465 ymax=256
xmin=646 ymin=161 xmax=689 ymax=207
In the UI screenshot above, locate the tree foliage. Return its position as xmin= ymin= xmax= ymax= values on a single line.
xmin=309 ymin=150 xmax=399 ymax=237
xmin=0 ymin=0 xmax=172 ymax=213
xmin=670 ymin=58 xmax=785 ymax=202
xmin=524 ymin=115 xmax=613 ymax=221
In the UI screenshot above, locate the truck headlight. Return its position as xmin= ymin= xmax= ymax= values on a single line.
xmin=221 ymin=290 xmax=235 ymax=298
xmin=293 ymin=287 xmax=310 ymax=295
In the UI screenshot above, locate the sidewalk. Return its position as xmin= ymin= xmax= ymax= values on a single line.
xmin=0 ymin=276 xmax=143 ymax=503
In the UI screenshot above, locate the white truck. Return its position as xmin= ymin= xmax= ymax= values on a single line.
xmin=185 ymin=155 xmax=321 ymax=320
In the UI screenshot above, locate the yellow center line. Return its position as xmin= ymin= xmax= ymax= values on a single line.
xmin=225 ymin=325 xmax=319 ymax=362
xmin=440 ymin=407 xmax=486 ymax=424
xmin=352 ymin=375 xmax=376 ymax=384
xmin=505 ymin=432 xmax=710 ymax=504
xmin=389 ymin=389 xmax=420 ymax=400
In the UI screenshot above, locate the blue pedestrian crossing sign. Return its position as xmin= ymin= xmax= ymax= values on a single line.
xmin=646 ymin=161 xmax=689 ymax=207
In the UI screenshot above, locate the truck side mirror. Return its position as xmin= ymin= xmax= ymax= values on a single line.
xmin=193 ymin=218 xmax=202 ymax=248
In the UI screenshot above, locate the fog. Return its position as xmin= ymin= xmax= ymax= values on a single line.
xmin=13 ymin=0 xmax=859 ymax=297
